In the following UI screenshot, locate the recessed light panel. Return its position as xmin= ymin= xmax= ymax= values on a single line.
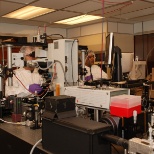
xmin=3 ymin=6 xmax=55 ymax=20
xmin=55 ymin=15 xmax=103 ymax=25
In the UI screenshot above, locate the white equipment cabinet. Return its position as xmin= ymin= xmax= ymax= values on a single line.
xmin=48 ymin=39 xmax=78 ymax=95
xmin=64 ymin=86 xmax=130 ymax=110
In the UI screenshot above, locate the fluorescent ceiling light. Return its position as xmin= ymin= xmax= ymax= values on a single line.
xmin=55 ymin=15 xmax=103 ymax=25
xmin=3 ymin=6 xmax=54 ymax=20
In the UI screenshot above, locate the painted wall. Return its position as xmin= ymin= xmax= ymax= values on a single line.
xmin=67 ymin=22 xmax=134 ymax=52
xmin=134 ymin=20 xmax=154 ymax=34
xmin=0 ymin=23 xmax=67 ymax=42
xmin=1 ymin=20 xmax=154 ymax=52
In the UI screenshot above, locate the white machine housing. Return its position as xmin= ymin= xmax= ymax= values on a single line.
xmin=35 ymin=48 xmax=47 ymax=58
xmin=129 ymin=138 xmax=154 ymax=154
xmin=48 ymin=39 xmax=78 ymax=95
xmin=64 ymin=86 xmax=130 ymax=110
xmin=12 ymin=53 xmax=24 ymax=67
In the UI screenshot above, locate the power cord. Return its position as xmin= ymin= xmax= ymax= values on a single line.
xmin=29 ymin=138 xmax=42 ymax=154
xmin=0 ymin=118 xmax=26 ymax=125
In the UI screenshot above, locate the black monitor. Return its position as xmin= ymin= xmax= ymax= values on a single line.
xmin=105 ymin=32 xmax=114 ymax=65
xmin=105 ymin=32 xmax=123 ymax=82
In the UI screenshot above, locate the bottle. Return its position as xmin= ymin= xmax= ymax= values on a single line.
xmin=135 ymin=56 xmax=138 ymax=61
xmin=56 ymin=83 xmax=60 ymax=96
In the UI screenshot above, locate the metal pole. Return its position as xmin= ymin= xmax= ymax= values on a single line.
xmin=81 ymin=50 xmax=85 ymax=81
xmin=2 ymin=45 xmax=5 ymax=65
xmin=7 ymin=44 xmax=13 ymax=86
xmin=0 ymin=65 xmax=3 ymax=99
xmin=94 ymin=109 xmax=99 ymax=122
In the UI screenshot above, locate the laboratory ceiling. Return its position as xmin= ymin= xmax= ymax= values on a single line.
xmin=0 ymin=0 xmax=154 ymax=29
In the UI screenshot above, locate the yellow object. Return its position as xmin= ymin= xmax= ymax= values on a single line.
xmin=56 ymin=83 xmax=60 ymax=96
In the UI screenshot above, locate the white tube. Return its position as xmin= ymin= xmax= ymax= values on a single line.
xmin=29 ymin=138 xmax=42 ymax=154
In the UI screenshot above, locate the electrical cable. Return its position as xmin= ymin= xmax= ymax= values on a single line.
xmin=13 ymin=72 xmax=50 ymax=97
xmin=2 ymin=45 xmax=5 ymax=65
xmin=99 ymin=0 xmax=134 ymax=82
xmin=54 ymin=60 xmax=69 ymax=86
xmin=13 ymin=72 xmax=32 ymax=92
xmin=0 ymin=118 xmax=25 ymax=125
xmin=29 ymin=138 xmax=42 ymax=154
xmin=100 ymin=0 xmax=105 ymax=80
xmin=93 ymin=0 xmax=134 ymax=15
xmin=92 ymin=0 xmax=122 ymax=4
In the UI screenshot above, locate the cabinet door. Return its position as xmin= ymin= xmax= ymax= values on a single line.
xmin=147 ymin=34 xmax=154 ymax=74
xmin=134 ymin=34 xmax=148 ymax=61
xmin=134 ymin=34 xmax=154 ymax=74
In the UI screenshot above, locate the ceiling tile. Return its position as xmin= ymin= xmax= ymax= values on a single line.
xmin=131 ymin=14 xmax=154 ymax=22
xmin=90 ymin=1 xmax=154 ymax=19
xmin=63 ymin=1 xmax=103 ymax=13
xmin=0 ymin=1 xmax=24 ymax=16
xmin=31 ymin=0 xmax=87 ymax=9
xmin=0 ymin=0 xmax=154 ymax=28
xmin=90 ymin=0 xmax=132 ymax=7
xmin=2 ymin=0 xmax=36 ymax=4
xmin=115 ymin=7 xmax=154 ymax=20
xmin=116 ymin=0 xmax=154 ymax=13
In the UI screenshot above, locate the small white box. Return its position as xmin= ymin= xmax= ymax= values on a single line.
xmin=111 ymin=94 xmax=141 ymax=108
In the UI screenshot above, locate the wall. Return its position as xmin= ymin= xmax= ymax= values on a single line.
xmin=134 ymin=20 xmax=154 ymax=35
xmin=1 ymin=20 xmax=154 ymax=53
xmin=67 ymin=23 xmax=107 ymax=51
xmin=0 ymin=23 xmax=67 ymax=42
xmin=108 ymin=22 xmax=134 ymax=53
xmin=67 ymin=22 xmax=134 ymax=53
xmin=114 ymin=33 xmax=134 ymax=53
xmin=75 ymin=33 xmax=106 ymax=51
xmin=0 ymin=23 xmax=67 ymax=65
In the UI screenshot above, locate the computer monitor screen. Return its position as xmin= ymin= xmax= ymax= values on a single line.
xmin=105 ymin=32 xmax=114 ymax=65
xmin=121 ymin=53 xmax=134 ymax=73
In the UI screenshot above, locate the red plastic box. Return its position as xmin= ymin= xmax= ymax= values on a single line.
xmin=110 ymin=105 xmax=141 ymax=118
